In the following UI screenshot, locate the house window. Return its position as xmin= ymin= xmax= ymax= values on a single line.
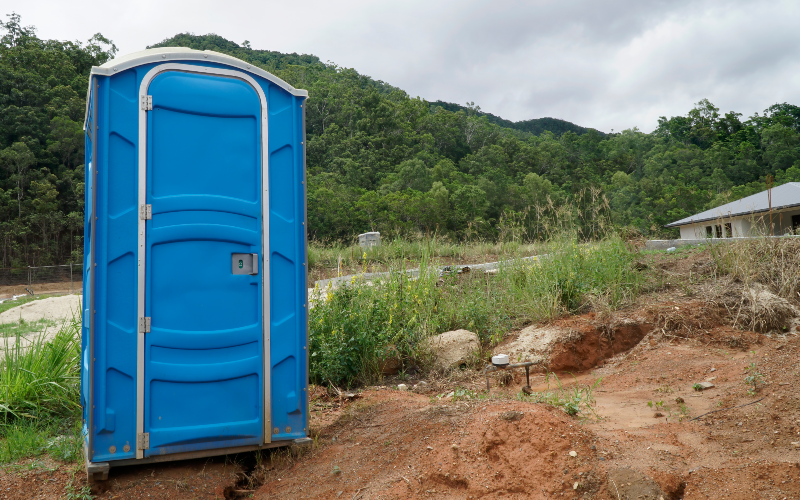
xmin=724 ymin=223 xmax=732 ymax=238
xmin=715 ymin=225 xmax=722 ymax=238
xmin=706 ymin=226 xmax=713 ymax=238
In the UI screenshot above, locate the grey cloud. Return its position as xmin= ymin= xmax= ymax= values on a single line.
xmin=16 ymin=0 xmax=800 ymax=132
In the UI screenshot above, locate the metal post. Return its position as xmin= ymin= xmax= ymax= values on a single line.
xmin=70 ymin=262 xmax=73 ymax=294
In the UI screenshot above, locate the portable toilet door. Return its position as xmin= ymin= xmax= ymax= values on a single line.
xmin=82 ymin=48 xmax=309 ymax=481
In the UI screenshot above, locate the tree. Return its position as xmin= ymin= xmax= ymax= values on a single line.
xmin=47 ymin=117 xmax=83 ymax=168
xmin=762 ymin=124 xmax=800 ymax=171
xmin=0 ymin=142 xmax=35 ymax=217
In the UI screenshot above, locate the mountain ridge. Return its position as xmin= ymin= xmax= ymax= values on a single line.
xmin=430 ymin=100 xmax=605 ymax=136
xmin=149 ymin=34 xmax=597 ymax=137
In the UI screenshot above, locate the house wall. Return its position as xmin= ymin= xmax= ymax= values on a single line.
xmin=677 ymin=208 xmax=800 ymax=239
xmin=775 ymin=208 xmax=800 ymax=234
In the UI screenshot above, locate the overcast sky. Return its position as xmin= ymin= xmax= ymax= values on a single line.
xmin=9 ymin=0 xmax=800 ymax=132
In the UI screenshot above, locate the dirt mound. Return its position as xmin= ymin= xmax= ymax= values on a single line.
xmin=607 ymin=467 xmax=666 ymax=500
xmin=714 ymin=283 xmax=797 ymax=333
xmin=547 ymin=317 xmax=650 ymax=371
xmin=497 ymin=315 xmax=651 ymax=372
xmin=648 ymin=299 xmax=762 ymax=348
xmin=254 ymin=391 xmax=606 ymax=499
xmin=496 ymin=325 xmax=564 ymax=364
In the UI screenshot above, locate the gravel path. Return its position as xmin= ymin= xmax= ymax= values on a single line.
xmin=0 ymin=294 xmax=83 ymax=325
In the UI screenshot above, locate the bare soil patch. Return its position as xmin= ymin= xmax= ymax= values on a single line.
xmin=0 ymin=281 xmax=82 ymax=300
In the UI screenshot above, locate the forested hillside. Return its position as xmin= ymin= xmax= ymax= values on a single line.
xmin=0 ymin=14 xmax=116 ymax=267
xmin=3 ymin=15 xmax=800 ymax=267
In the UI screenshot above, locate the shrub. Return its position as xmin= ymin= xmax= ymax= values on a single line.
xmin=309 ymin=236 xmax=641 ymax=386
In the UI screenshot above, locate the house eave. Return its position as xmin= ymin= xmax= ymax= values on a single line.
xmin=664 ymin=202 xmax=800 ymax=228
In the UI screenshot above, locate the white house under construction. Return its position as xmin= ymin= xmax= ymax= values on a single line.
xmin=665 ymin=182 xmax=800 ymax=239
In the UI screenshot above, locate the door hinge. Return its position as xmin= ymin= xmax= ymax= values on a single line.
xmin=140 ymin=204 xmax=152 ymax=220
xmin=138 ymin=317 xmax=151 ymax=333
xmin=137 ymin=432 xmax=150 ymax=450
xmin=141 ymin=95 xmax=152 ymax=111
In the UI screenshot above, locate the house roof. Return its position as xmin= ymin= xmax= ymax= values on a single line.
xmin=665 ymin=182 xmax=800 ymax=227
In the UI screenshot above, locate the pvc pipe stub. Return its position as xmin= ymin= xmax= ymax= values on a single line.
xmin=492 ymin=354 xmax=509 ymax=366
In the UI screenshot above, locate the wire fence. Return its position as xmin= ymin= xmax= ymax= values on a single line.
xmin=0 ymin=264 xmax=84 ymax=294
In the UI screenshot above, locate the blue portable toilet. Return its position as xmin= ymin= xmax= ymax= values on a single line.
xmin=81 ymin=48 xmax=309 ymax=481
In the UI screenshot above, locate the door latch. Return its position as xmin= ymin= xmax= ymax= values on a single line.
xmin=138 ymin=317 xmax=151 ymax=333
xmin=232 ymin=254 xmax=259 ymax=275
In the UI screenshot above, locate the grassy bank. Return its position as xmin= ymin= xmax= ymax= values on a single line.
xmin=310 ymin=236 xmax=642 ymax=386
xmin=0 ymin=317 xmax=83 ymax=463
xmin=308 ymin=238 xmax=541 ymax=281
xmin=709 ymin=235 xmax=800 ymax=303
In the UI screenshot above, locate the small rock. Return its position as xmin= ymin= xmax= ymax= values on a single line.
xmin=573 ymin=481 xmax=579 ymax=490
xmin=499 ymin=411 xmax=524 ymax=422
xmin=590 ymin=445 xmax=596 ymax=450
xmin=397 ymin=384 xmax=408 ymax=391
xmin=569 ymin=451 xmax=577 ymax=457
xmin=451 ymin=444 xmax=459 ymax=450
xmin=521 ymin=385 xmax=533 ymax=395
xmin=710 ymin=367 xmax=716 ymax=372
xmin=378 ymin=345 xmax=402 ymax=375
xmin=666 ymin=247 xmax=676 ymax=252
xmin=695 ymin=381 xmax=715 ymax=390
xmin=427 ymin=330 xmax=480 ymax=369
xmin=675 ymin=397 xmax=685 ymax=404
xmin=426 ymin=446 xmax=433 ymax=451
xmin=653 ymin=412 xmax=664 ymax=418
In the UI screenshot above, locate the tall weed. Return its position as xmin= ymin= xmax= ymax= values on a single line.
xmin=310 ymin=236 xmax=640 ymax=386
xmin=0 ymin=316 xmax=82 ymax=422
xmin=709 ymin=235 xmax=800 ymax=302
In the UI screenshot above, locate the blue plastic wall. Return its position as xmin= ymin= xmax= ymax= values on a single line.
xmin=82 ymin=59 xmax=307 ymax=463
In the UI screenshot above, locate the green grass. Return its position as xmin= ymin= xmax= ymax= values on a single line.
xmin=309 ymin=236 xmax=642 ymax=386
xmin=309 ymin=237 xmax=540 ymax=276
xmin=0 ymin=316 xmax=82 ymax=423
xmin=430 ymin=374 xmax=602 ymax=419
xmin=0 ymin=417 xmax=83 ymax=463
xmin=0 ymin=316 xmax=83 ymax=464
xmin=518 ymin=373 xmax=602 ymax=418
xmin=0 ymin=318 xmax=57 ymax=338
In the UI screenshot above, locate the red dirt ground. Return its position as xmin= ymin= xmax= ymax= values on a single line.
xmin=2 ymin=248 xmax=799 ymax=499
xmin=2 ymin=326 xmax=798 ymax=499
